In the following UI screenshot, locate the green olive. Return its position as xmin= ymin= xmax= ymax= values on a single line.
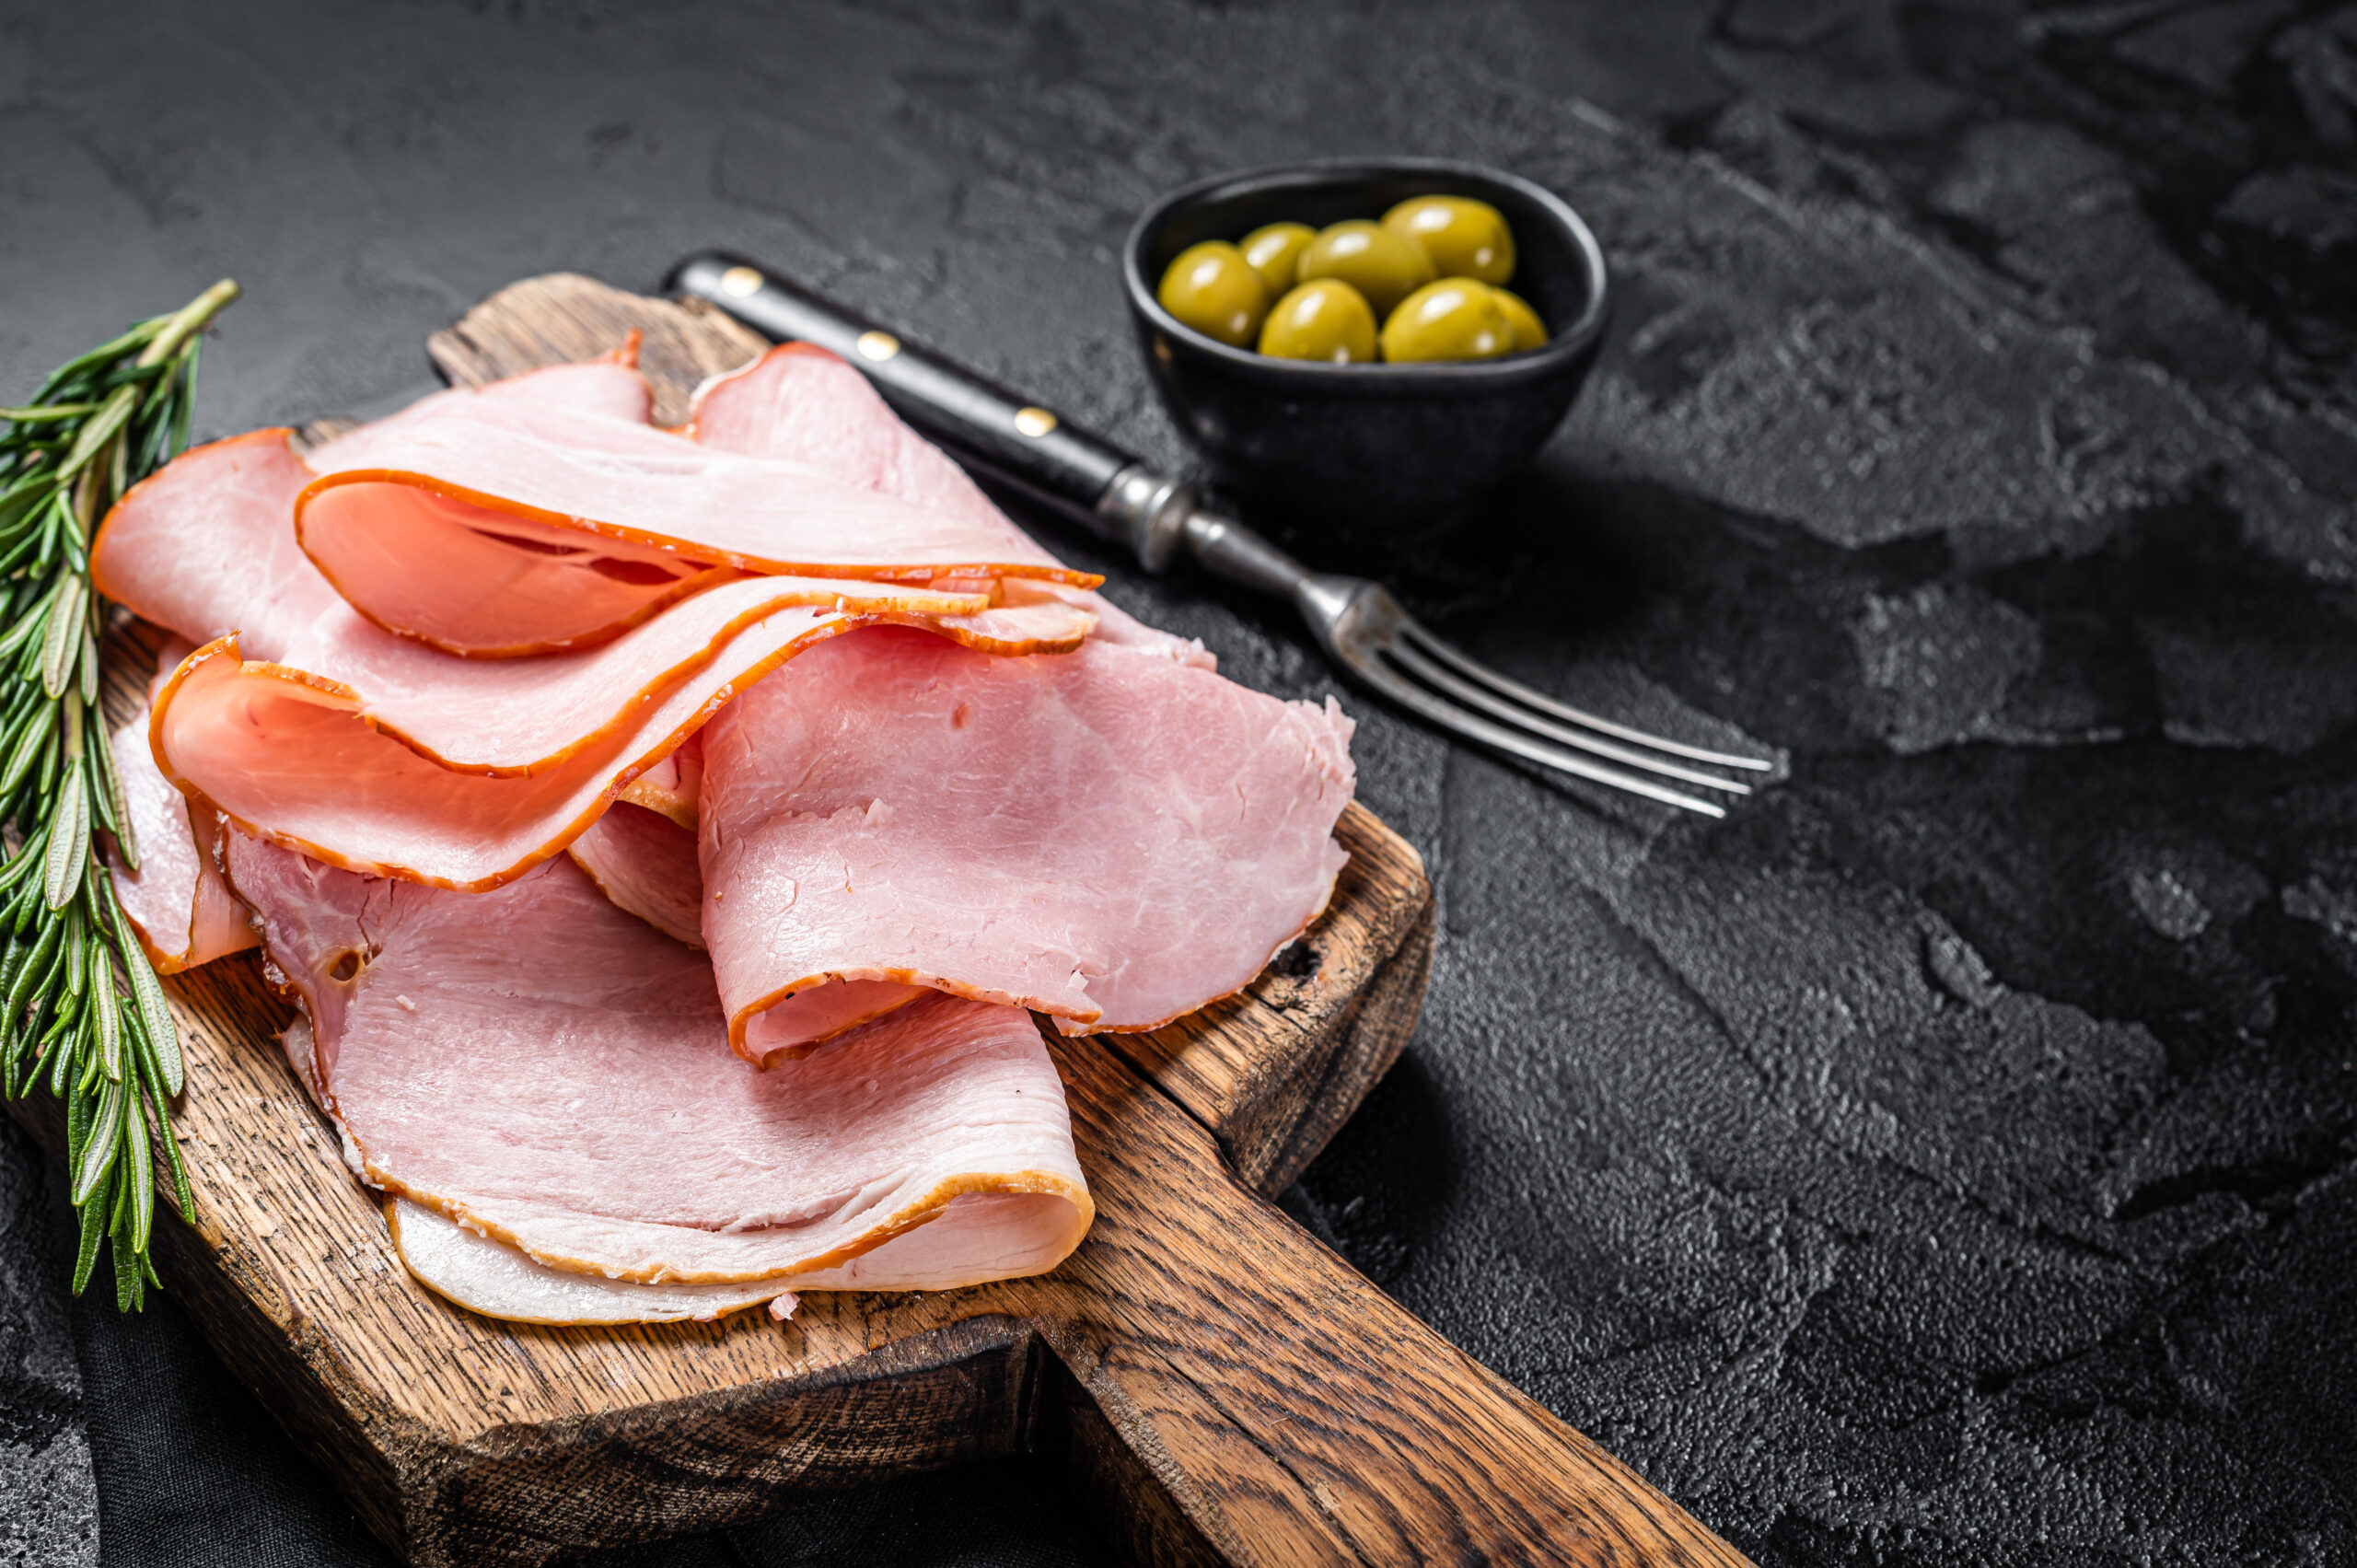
xmin=1258 ymin=279 xmax=1378 ymax=364
xmin=1381 ymin=195 xmax=1516 ymax=285
xmin=1156 ymin=241 xmax=1270 ymax=347
xmin=1491 ymin=285 xmax=1548 ymax=353
xmin=1378 ymin=278 xmax=1514 ymax=364
xmin=1295 ymin=220 xmax=1436 ymax=319
xmin=1239 ymin=222 xmax=1316 ymax=296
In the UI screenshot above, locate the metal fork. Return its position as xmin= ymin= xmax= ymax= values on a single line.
xmin=672 ymin=252 xmax=1773 ymax=817
xmin=1104 ymin=479 xmax=1771 ymax=816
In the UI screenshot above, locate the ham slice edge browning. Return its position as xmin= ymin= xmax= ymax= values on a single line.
xmin=689 ymin=343 xmax=1213 ymax=672
xmin=106 ymin=642 xmax=259 ymax=974
xmin=701 ymin=628 xmax=1356 ymax=1059
xmin=100 ymin=428 xmax=1091 ymax=891
xmin=297 ymin=395 xmax=1103 ymax=655
xmin=565 ymin=802 xmax=705 ymax=948
xmin=94 ymin=431 xmax=1088 ymax=779
xmin=226 ymin=833 xmax=1092 ymax=1287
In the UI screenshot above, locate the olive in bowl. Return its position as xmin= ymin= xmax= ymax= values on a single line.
xmin=1124 ymin=157 xmax=1609 ymax=530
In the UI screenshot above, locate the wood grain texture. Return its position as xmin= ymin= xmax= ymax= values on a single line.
xmin=5 ymin=274 xmax=1754 ymax=1568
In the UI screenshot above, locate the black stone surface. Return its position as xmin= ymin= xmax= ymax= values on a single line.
xmin=3 ymin=2 xmax=2354 ymax=1564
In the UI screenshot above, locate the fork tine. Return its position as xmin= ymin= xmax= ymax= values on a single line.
xmin=1382 ymin=638 xmax=1753 ymax=796
xmin=1345 ymin=652 xmax=1730 ymax=818
xmin=1395 ymin=621 xmax=1774 ymax=772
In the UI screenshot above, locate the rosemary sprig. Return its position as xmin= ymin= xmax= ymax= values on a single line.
xmin=0 ymin=280 xmax=237 ymax=1309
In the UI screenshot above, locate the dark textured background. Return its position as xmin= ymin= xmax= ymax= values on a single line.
xmin=5 ymin=1 xmax=2356 ymax=1563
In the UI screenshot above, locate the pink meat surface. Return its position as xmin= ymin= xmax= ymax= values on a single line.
xmin=688 ymin=343 xmax=1213 ymax=670
xmin=298 ymin=394 xmax=1100 ymax=654
xmin=90 ymin=362 xmax=655 ymax=660
xmin=566 ymin=802 xmax=705 ymax=947
xmin=106 ymin=641 xmax=258 ymax=973
xmin=97 ymin=433 xmax=1082 ymax=773
xmin=618 ymin=729 xmax=702 ymax=829
xmin=565 ymin=793 xmax=930 ymax=1041
xmin=97 ymin=429 xmax=1089 ymax=890
xmin=227 ymin=833 xmax=1092 ymax=1285
xmin=701 ymin=627 xmax=1356 ymax=1058
xmin=325 ymin=358 xmax=655 ymax=436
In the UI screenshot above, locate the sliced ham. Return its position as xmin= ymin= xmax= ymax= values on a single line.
xmin=226 ymin=834 xmax=1092 ymax=1294
xmin=99 ymin=431 xmax=1089 ymax=890
xmin=566 ymin=802 xmax=703 ymax=947
xmin=618 ymin=730 xmax=702 ymax=830
xmin=690 ymin=343 xmax=1213 ymax=671
xmin=106 ymin=641 xmax=258 ymax=973
xmin=297 ymin=396 xmax=1100 ymax=655
xmin=388 ymin=1199 xmax=795 ymax=1325
xmin=701 ymin=627 xmax=1355 ymax=1060
xmin=154 ymin=612 xmax=835 ymax=891
xmin=97 ymin=434 xmax=1081 ymax=769
xmin=343 ymin=356 xmax=656 ymax=436
xmin=393 ymin=1181 xmax=1086 ymax=1323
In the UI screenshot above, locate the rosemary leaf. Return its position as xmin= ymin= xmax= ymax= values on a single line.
xmin=110 ymin=1170 xmax=138 ymax=1313
xmin=91 ymin=950 xmax=122 ymax=1082
xmin=0 ymin=403 xmax=104 ymax=422
xmin=62 ymin=901 xmax=85 ymax=999
xmin=43 ymin=766 xmax=87 ymax=912
xmin=72 ymin=1074 xmax=123 ymax=1205
xmin=99 ymin=726 xmax=135 ymax=869
xmin=41 ymin=575 xmax=86 ymax=698
xmin=2 ymin=701 xmax=56 ymax=796
xmin=4 ymin=913 xmax=62 ymax=1039
xmin=70 ymin=1170 xmax=105 ymax=1295
xmin=123 ymin=1076 xmax=153 ymax=1255
xmin=110 ymin=886 xmax=179 ymax=1097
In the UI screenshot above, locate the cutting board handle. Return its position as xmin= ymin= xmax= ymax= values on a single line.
xmin=1036 ymin=1039 xmax=1756 ymax=1568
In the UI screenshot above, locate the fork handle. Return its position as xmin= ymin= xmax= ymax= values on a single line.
xmin=669 ymin=250 xmax=1204 ymax=573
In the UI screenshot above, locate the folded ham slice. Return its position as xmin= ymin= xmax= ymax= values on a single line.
xmin=566 ymin=802 xmax=703 ymax=947
xmin=387 ymin=1199 xmax=796 ymax=1325
xmin=618 ymin=730 xmax=702 ymax=830
xmin=568 ymin=797 xmax=930 ymax=1042
xmin=298 ymin=396 xmax=1101 ymax=655
xmin=701 ymin=627 xmax=1355 ymax=1060
xmin=690 ymin=343 xmax=1213 ymax=671
xmin=107 ymin=642 xmax=258 ymax=974
xmin=98 ymin=430 xmax=1089 ymax=890
xmin=343 ymin=355 xmax=656 ymax=437
xmin=226 ymin=833 xmax=1092 ymax=1296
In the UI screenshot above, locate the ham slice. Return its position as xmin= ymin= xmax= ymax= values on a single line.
xmin=387 ymin=1199 xmax=796 ymax=1325
xmin=297 ymin=396 xmax=1101 ymax=655
xmin=701 ymin=627 xmax=1355 ymax=1060
xmin=568 ymin=785 xmax=929 ymax=1044
xmin=226 ymin=833 xmax=1093 ymax=1295
xmin=566 ymin=802 xmax=703 ymax=947
xmin=106 ymin=641 xmax=258 ymax=973
xmin=390 ymin=1181 xmax=1086 ymax=1323
xmin=98 ymin=430 xmax=1089 ymax=890
xmin=618 ymin=730 xmax=702 ymax=830
xmin=343 ymin=356 xmax=656 ymax=436
xmin=690 ymin=343 xmax=1213 ymax=671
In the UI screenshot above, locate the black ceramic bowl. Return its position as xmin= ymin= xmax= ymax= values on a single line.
xmin=1123 ymin=157 xmax=1609 ymax=532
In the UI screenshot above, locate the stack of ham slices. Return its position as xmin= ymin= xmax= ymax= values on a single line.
xmin=91 ymin=343 xmax=1357 ymax=1326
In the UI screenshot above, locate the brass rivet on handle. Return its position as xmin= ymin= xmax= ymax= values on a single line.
xmin=719 ymin=265 xmax=762 ymax=297
xmin=855 ymin=331 xmax=900 ymax=362
xmin=1014 ymin=407 xmax=1058 ymax=437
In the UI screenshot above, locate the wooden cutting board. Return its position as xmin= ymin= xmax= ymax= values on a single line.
xmin=9 ymin=276 xmax=1753 ymax=1568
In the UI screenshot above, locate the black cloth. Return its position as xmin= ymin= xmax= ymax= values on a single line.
xmin=3 ymin=1 xmax=2353 ymax=1564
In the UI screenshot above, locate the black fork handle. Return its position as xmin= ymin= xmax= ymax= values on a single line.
xmin=667 ymin=250 xmax=1196 ymax=571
